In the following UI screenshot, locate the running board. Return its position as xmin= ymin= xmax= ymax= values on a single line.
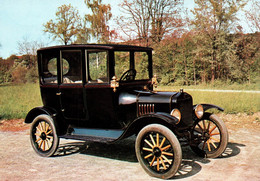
xmin=60 ymin=128 xmax=124 ymax=143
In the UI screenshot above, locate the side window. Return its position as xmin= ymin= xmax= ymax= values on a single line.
xmin=87 ymin=50 xmax=108 ymax=83
xmin=135 ymin=52 xmax=149 ymax=80
xmin=41 ymin=51 xmax=58 ymax=84
xmin=114 ymin=51 xmax=130 ymax=79
xmin=61 ymin=50 xmax=82 ymax=84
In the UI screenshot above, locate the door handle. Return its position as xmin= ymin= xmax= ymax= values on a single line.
xmin=56 ymin=92 xmax=61 ymax=96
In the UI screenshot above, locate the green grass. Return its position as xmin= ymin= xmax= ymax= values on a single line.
xmin=157 ymin=86 xmax=260 ymax=114
xmin=159 ymin=82 xmax=260 ymax=91
xmin=0 ymin=83 xmax=259 ymax=120
xmin=0 ymin=83 xmax=42 ymax=119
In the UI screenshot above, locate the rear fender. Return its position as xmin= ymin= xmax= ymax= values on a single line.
xmin=25 ymin=107 xmax=66 ymax=136
xmin=117 ymin=112 xmax=179 ymax=141
xmin=25 ymin=107 xmax=57 ymax=124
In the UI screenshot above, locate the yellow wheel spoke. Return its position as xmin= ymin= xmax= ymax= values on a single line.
xmin=46 ymin=130 xmax=53 ymax=135
xmin=150 ymin=156 xmax=156 ymax=166
xmin=162 ymin=155 xmax=172 ymax=164
xmin=42 ymin=140 xmax=46 ymax=151
xmin=43 ymin=122 xmax=47 ymax=133
xmin=47 ymin=135 xmax=53 ymax=139
xmin=143 ymin=147 xmax=153 ymax=152
xmin=35 ymin=133 xmax=41 ymax=137
xmin=156 ymin=133 xmax=159 ymax=147
xmin=39 ymin=122 xmax=44 ymax=132
xmin=35 ymin=138 xmax=41 ymax=143
xmin=144 ymin=153 xmax=153 ymax=159
xmin=149 ymin=134 xmax=156 ymax=146
xmin=207 ymin=140 xmax=211 ymax=151
xmin=157 ymin=158 xmax=160 ymax=171
xmin=197 ymin=124 xmax=204 ymax=132
xmin=209 ymin=139 xmax=217 ymax=149
xmin=162 ymin=151 xmax=173 ymax=156
xmin=211 ymin=132 xmax=220 ymax=136
xmin=161 ymin=144 xmax=171 ymax=151
xmin=210 ymin=137 xmax=220 ymax=142
xmin=159 ymin=137 xmax=166 ymax=148
xmin=207 ymin=121 xmax=211 ymax=131
xmin=202 ymin=120 xmax=206 ymax=130
xmin=159 ymin=157 xmax=167 ymax=170
xmin=46 ymin=139 xmax=50 ymax=150
xmin=209 ymin=125 xmax=217 ymax=134
xmin=45 ymin=123 xmax=50 ymax=132
xmin=144 ymin=139 xmax=154 ymax=148
xmin=36 ymin=126 xmax=41 ymax=133
xmin=39 ymin=140 xmax=43 ymax=149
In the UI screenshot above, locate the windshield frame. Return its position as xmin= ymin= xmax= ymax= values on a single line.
xmin=113 ymin=50 xmax=153 ymax=82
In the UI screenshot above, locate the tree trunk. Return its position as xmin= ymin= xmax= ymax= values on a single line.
xmin=193 ymin=59 xmax=196 ymax=85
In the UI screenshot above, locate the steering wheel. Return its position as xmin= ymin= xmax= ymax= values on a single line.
xmin=119 ymin=69 xmax=137 ymax=82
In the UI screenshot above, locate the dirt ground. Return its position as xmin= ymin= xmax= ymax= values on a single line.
xmin=0 ymin=113 xmax=259 ymax=181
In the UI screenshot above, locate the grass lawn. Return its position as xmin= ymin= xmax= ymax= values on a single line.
xmin=0 ymin=83 xmax=41 ymax=119
xmin=0 ymin=83 xmax=259 ymax=120
xmin=157 ymin=86 xmax=260 ymax=114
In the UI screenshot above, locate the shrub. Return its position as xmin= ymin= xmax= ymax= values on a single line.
xmin=11 ymin=65 xmax=27 ymax=83
xmin=25 ymin=66 xmax=38 ymax=83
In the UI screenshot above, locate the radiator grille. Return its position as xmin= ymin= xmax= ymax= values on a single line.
xmin=139 ymin=104 xmax=155 ymax=116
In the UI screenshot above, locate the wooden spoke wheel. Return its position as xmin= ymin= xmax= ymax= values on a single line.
xmin=30 ymin=114 xmax=59 ymax=157
xmin=135 ymin=124 xmax=182 ymax=179
xmin=191 ymin=113 xmax=228 ymax=158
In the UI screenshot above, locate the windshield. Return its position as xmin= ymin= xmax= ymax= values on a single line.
xmin=114 ymin=51 xmax=149 ymax=81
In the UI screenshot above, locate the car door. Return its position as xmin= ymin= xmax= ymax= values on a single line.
xmin=59 ymin=50 xmax=88 ymax=122
xmin=39 ymin=49 xmax=60 ymax=111
xmin=84 ymin=49 xmax=120 ymax=129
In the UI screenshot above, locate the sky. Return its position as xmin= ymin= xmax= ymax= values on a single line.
xmin=0 ymin=0 xmax=250 ymax=59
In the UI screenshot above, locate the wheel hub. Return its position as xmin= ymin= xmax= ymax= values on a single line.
xmin=40 ymin=132 xmax=47 ymax=140
xmin=153 ymin=147 xmax=162 ymax=157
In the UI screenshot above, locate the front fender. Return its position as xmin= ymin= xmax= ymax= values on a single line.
xmin=115 ymin=112 xmax=179 ymax=141
xmin=193 ymin=104 xmax=224 ymax=112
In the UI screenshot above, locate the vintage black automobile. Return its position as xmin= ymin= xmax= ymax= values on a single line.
xmin=25 ymin=44 xmax=228 ymax=179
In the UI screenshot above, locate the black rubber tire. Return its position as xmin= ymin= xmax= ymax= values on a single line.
xmin=30 ymin=114 xmax=59 ymax=157
xmin=135 ymin=124 xmax=182 ymax=179
xmin=191 ymin=113 xmax=228 ymax=158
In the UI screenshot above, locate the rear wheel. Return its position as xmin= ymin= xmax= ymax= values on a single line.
xmin=191 ymin=113 xmax=228 ymax=158
xmin=135 ymin=124 xmax=182 ymax=179
xmin=30 ymin=114 xmax=59 ymax=157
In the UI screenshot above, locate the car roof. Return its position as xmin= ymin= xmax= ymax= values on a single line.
xmin=38 ymin=44 xmax=153 ymax=52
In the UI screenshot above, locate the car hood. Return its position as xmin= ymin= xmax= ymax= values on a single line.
xmin=119 ymin=90 xmax=180 ymax=105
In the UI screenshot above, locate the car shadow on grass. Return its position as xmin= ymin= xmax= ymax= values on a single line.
xmin=54 ymin=139 xmax=244 ymax=179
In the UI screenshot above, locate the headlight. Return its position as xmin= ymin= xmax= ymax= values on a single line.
xmin=170 ymin=109 xmax=181 ymax=124
xmin=195 ymin=104 xmax=204 ymax=119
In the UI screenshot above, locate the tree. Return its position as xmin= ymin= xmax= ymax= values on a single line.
xmin=245 ymin=0 xmax=260 ymax=32
xmin=43 ymin=4 xmax=81 ymax=45
xmin=17 ymin=37 xmax=45 ymax=68
xmin=85 ymin=0 xmax=113 ymax=43
xmin=117 ymin=0 xmax=183 ymax=46
xmin=226 ymin=32 xmax=260 ymax=83
xmin=191 ymin=0 xmax=247 ymax=83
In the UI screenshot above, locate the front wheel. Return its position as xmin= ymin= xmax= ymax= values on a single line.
xmin=30 ymin=114 xmax=59 ymax=157
xmin=135 ymin=124 xmax=182 ymax=179
xmin=191 ymin=113 xmax=228 ymax=158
